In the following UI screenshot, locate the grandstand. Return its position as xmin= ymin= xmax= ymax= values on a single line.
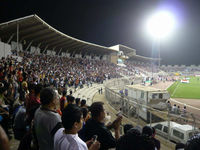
xmin=1 ymin=15 xmax=200 ymax=150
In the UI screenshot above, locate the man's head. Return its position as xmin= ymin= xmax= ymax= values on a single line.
xmin=142 ymin=126 xmax=153 ymax=137
xmin=185 ymin=133 xmax=200 ymax=150
xmin=81 ymin=107 xmax=89 ymax=122
xmin=67 ymin=96 xmax=75 ymax=104
xmin=40 ymin=87 xmax=58 ymax=107
xmin=90 ymin=102 xmax=105 ymax=122
xmin=123 ymin=124 xmax=134 ymax=134
xmin=62 ymin=90 xmax=67 ymax=96
xmin=81 ymin=99 xmax=86 ymax=107
xmin=62 ymin=104 xmax=83 ymax=133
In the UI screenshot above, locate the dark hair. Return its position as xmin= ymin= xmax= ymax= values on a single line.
xmin=142 ymin=126 xmax=153 ymax=137
xmin=67 ymin=96 xmax=75 ymax=103
xmin=69 ymin=90 xmax=73 ymax=95
xmin=34 ymin=84 xmax=43 ymax=96
xmin=62 ymin=90 xmax=67 ymax=96
xmin=185 ymin=133 xmax=200 ymax=150
xmin=152 ymin=127 xmax=156 ymax=134
xmin=75 ymin=98 xmax=80 ymax=106
xmin=81 ymin=107 xmax=89 ymax=119
xmin=116 ymin=128 xmax=141 ymax=150
xmin=40 ymin=87 xmax=57 ymax=105
xmin=62 ymin=104 xmax=82 ymax=130
xmin=124 ymin=124 xmax=134 ymax=134
xmin=90 ymin=102 xmax=104 ymax=118
xmin=81 ymin=99 xmax=86 ymax=107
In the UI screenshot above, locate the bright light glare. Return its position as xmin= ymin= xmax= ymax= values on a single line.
xmin=146 ymin=11 xmax=176 ymax=39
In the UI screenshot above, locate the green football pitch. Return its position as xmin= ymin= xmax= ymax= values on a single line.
xmin=167 ymin=76 xmax=200 ymax=99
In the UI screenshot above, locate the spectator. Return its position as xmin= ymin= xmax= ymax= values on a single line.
xmin=13 ymin=102 xmax=26 ymax=140
xmin=34 ymin=87 xmax=62 ymax=150
xmin=82 ymin=102 xmax=122 ymax=150
xmin=75 ymin=98 xmax=81 ymax=107
xmin=172 ymin=104 xmax=177 ymax=114
xmin=54 ymin=104 xmax=100 ymax=150
xmin=60 ymin=90 xmax=67 ymax=112
xmin=123 ymin=124 xmax=133 ymax=134
xmin=116 ymin=128 xmax=155 ymax=150
xmin=0 ymin=125 xmax=9 ymax=150
xmin=185 ymin=133 xmax=200 ymax=150
xmin=152 ymin=127 xmax=160 ymax=150
xmin=81 ymin=99 xmax=87 ymax=108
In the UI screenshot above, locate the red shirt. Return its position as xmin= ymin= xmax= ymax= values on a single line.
xmin=60 ymin=96 xmax=66 ymax=112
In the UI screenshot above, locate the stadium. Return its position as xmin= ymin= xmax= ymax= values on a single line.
xmin=0 ymin=8 xmax=200 ymax=150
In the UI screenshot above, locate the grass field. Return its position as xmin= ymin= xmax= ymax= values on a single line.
xmin=167 ymin=76 xmax=200 ymax=99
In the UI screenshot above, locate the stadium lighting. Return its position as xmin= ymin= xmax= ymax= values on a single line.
xmin=146 ymin=11 xmax=176 ymax=39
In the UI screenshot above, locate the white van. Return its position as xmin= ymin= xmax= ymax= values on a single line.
xmin=150 ymin=121 xmax=199 ymax=144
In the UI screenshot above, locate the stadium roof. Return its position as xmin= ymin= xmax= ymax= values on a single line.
xmin=0 ymin=14 xmax=118 ymax=55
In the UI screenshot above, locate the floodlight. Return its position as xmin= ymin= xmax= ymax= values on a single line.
xmin=146 ymin=11 xmax=176 ymax=39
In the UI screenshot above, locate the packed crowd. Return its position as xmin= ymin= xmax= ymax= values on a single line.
xmin=0 ymin=53 xmax=200 ymax=150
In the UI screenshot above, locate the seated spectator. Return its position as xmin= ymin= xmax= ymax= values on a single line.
xmin=34 ymin=87 xmax=62 ymax=150
xmin=82 ymin=102 xmax=122 ymax=150
xmin=185 ymin=133 xmax=200 ymax=150
xmin=54 ymin=104 xmax=100 ymax=150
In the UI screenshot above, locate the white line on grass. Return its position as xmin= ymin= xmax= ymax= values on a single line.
xmin=171 ymin=81 xmax=180 ymax=97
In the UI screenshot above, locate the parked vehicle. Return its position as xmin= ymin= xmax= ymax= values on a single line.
xmin=150 ymin=121 xmax=199 ymax=144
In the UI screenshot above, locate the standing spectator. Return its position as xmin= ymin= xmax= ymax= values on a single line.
xmin=81 ymin=99 xmax=87 ymax=108
xmin=185 ymin=133 xmax=200 ymax=150
xmin=0 ymin=125 xmax=9 ymax=150
xmin=167 ymin=101 xmax=171 ymax=112
xmin=82 ymin=102 xmax=122 ymax=150
xmin=172 ymin=104 xmax=177 ymax=114
xmin=34 ymin=87 xmax=62 ymax=150
xmin=75 ymin=98 xmax=81 ymax=107
xmin=60 ymin=90 xmax=67 ymax=112
xmin=54 ymin=104 xmax=100 ymax=150
xmin=152 ymin=127 xmax=160 ymax=150
xmin=177 ymin=106 xmax=181 ymax=115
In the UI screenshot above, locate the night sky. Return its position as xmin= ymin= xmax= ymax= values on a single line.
xmin=1 ymin=0 xmax=200 ymax=65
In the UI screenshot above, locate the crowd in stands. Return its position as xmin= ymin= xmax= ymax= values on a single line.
xmin=0 ymin=52 xmax=200 ymax=150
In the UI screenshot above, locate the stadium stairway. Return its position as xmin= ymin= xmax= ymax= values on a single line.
xmin=67 ymin=83 xmax=104 ymax=105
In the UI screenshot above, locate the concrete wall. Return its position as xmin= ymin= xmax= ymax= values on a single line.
xmin=0 ymin=41 xmax=12 ymax=58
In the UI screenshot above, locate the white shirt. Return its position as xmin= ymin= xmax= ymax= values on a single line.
xmin=54 ymin=128 xmax=88 ymax=150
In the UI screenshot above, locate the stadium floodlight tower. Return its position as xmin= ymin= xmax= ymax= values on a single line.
xmin=146 ymin=11 xmax=176 ymax=67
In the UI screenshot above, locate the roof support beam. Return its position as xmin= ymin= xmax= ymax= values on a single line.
xmin=51 ymin=47 xmax=56 ymax=56
xmin=7 ymin=33 xmax=14 ymax=44
xmin=25 ymin=40 xmax=33 ymax=51
xmin=17 ymin=23 xmax=19 ymax=51
xmin=57 ymin=48 xmax=62 ymax=56
xmin=42 ymin=45 xmax=49 ymax=54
